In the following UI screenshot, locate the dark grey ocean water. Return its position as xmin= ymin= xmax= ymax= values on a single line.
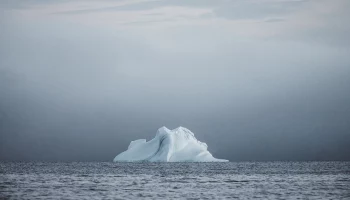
xmin=0 ymin=162 xmax=349 ymax=199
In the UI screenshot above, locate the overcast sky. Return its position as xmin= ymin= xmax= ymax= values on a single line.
xmin=1 ymin=0 xmax=350 ymax=161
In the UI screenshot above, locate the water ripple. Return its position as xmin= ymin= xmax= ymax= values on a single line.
xmin=0 ymin=162 xmax=349 ymax=199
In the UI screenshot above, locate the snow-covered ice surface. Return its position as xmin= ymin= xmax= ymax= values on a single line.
xmin=113 ymin=126 xmax=228 ymax=162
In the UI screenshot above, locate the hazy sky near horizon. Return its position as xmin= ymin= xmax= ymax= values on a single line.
xmin=1 ymin=0 xmax=350 ymax=161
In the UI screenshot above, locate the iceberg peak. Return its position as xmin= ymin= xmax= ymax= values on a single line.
xmin=113 ymin=126 xmax=228 ymax=162
xmin=158 ymin=126 xmax=170 ymax=131
xmin=156 ymin=126 xmax=170 ymax=137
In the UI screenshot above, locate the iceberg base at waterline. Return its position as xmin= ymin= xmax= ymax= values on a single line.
xmin=113 ymin=126 xmax=228 ymax=162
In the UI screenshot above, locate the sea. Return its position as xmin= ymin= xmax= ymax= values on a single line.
xmin=0 ymin=162 xmax=349 ymax=199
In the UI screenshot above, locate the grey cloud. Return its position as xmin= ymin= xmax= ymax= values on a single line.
xmin=53 ymin=0 xmax=307 ymax=21
xmin=0 ymin=0 xmax=72 ymax=9
xmin=54 ymin=0 xmax=219 ymax=15
xmin=260 ymin=18 xmax=286 ymax=23
xmin=267 ymin=0 xmax=350 ymax=47
xmin=53 ymin=3 xmax=158 ymax=15
xmin=213 ymin=0 xmax=308 ymax=20
xmin=288 ymin=26 xmax=350 ymax=48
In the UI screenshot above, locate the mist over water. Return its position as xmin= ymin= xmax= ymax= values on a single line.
xmin=1 ymin=0 xmax=350 ymax=162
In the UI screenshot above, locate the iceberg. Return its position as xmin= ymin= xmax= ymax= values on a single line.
xmin=113 ymin=126 xmax=228 ymax=162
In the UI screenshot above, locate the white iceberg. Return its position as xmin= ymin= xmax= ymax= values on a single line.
xmin=113 ymin=126 xmax=228 ymax=162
